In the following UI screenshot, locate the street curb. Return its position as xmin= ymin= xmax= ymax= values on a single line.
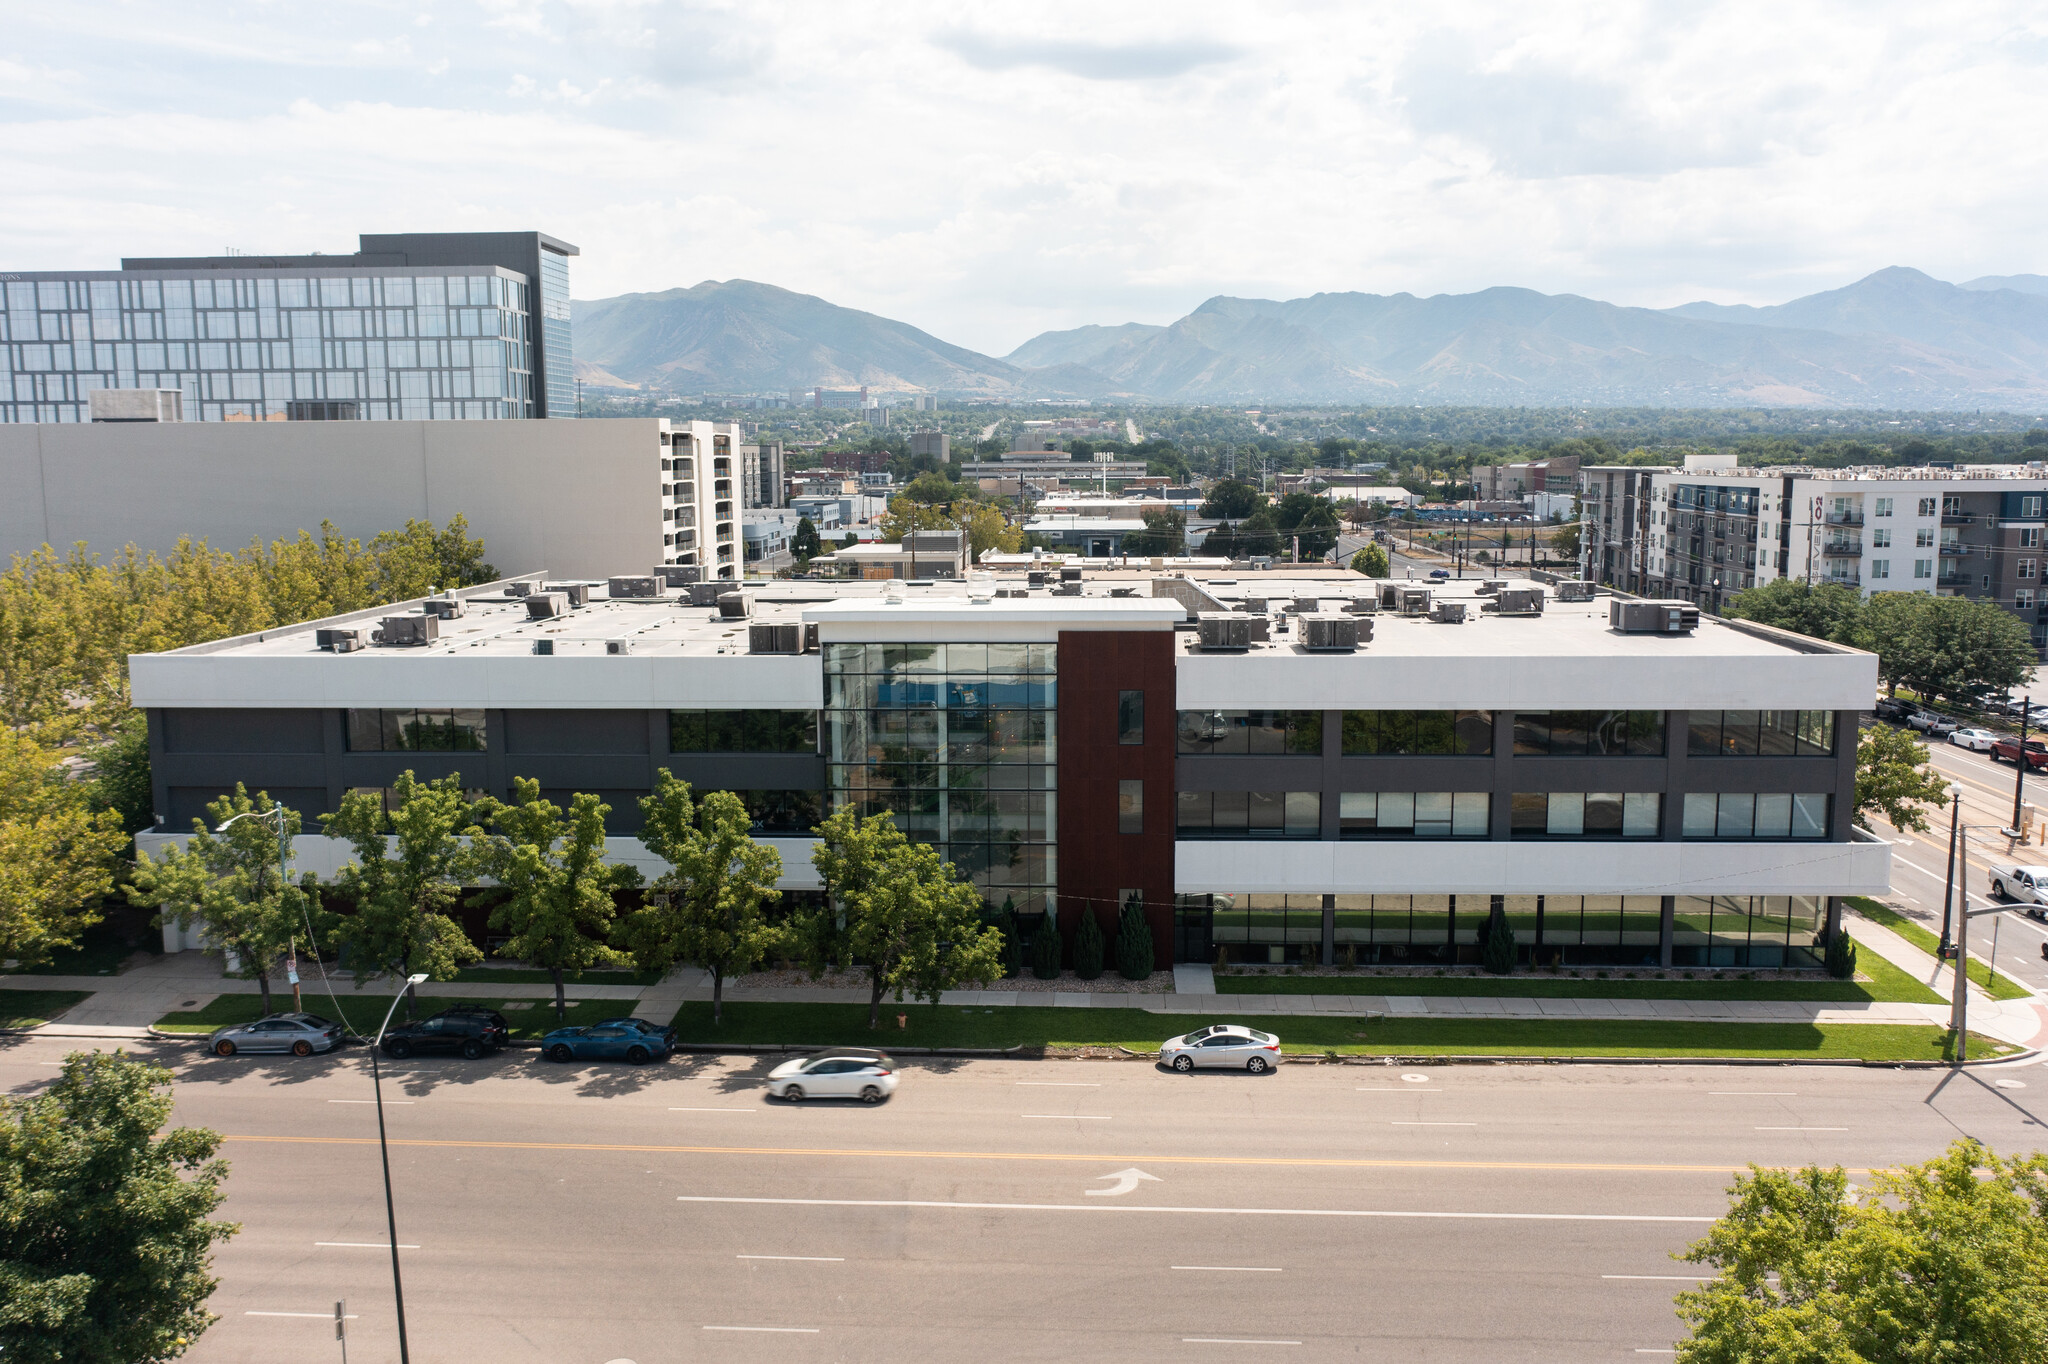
xmin=673 ymin=1042 xmax=1029 ymax=1058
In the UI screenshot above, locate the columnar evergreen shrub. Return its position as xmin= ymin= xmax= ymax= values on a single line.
xmin=1481 ymin=904 xmax=1517 ymax=975
xmin=1115 ymin=894 xmax=1154 ymax=981
xmin=1074 ymin=909 xmax=1104 ymax=980
xmin=994 ymin=897 xmax=1022 ymax=978
xmin=1825 ymin=929 xmax=1857 ymax=980
xmin=1030 ymin=912 xmax=1062 ymax=979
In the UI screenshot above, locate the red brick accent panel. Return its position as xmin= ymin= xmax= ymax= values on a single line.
xmin=1056 ymin=629 xmax=1177 ymax=970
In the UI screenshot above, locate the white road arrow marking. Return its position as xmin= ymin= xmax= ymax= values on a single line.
xmin=1086 ymin=1167 xmax=1162 ymax=1197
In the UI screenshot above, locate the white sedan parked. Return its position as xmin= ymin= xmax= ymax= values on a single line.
xmin=1986 ymin=864 xmax=2048 ymax=920
xmin=1950 ymin=728 xmax=2002 ymax=752
xmin=766 ymin=1048 xmax=899 ymax=1103
xmin=1160 ymin=1024 xmax=1283 ymax=1073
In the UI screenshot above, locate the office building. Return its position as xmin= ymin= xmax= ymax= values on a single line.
xmin=741 ymin=438 xmax=786 ymax=508
xmin=814 ymin=386 xmax=868 ymax=409
xmin=133 ymin=571 xmax=1883 ymax=971
xmin=909 ymin=429 xmax=951 ymax=462
xmin=2 ymin=231 xmax=577 ymax=424
xmin=0 ymin=417 xmax=738 ymax=580
xmin=1581 ymin=453 xmax=2048 ymax=650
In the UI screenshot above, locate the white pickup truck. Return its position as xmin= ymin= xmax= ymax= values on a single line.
xmin=1985 ymin=862 xmax=2048 ymax=920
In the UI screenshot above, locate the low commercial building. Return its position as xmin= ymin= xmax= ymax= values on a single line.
xmin=812 ymin=530 xmax=967 ymax=579
xmin=0 ymin=416 xmax=742 ymax=579
xmin=133 ymin=570 xmax=1885 ymax=971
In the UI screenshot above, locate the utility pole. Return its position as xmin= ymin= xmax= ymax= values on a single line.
xmin=2012 ymin=696 xmax=2034 ymax=841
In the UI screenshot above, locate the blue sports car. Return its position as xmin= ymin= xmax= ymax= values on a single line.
xmin=542 ymin=1022 xmax=674 ymax=1064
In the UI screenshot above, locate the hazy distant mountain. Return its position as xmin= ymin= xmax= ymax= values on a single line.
xmin=1962 ymin=274 xmax=2048 ymax=297
xmin=573 ymin=269 xmax=2048 ymax=409
xmin=571 ymin=279 xmax=1029 ymax=395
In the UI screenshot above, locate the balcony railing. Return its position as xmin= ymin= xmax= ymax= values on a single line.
xmin=1826 ymin=511 xmax=1865 ymax=526
xmin=1822 ymin=539 xmax=1863 ymax=557
xmin=1940 ymin=543 xmax=1968 ymax=557
xmin=1942 ymin=509 xmax=1974 ymax=525
xmin=1824 ymin=571 xmax=1862 ymax=587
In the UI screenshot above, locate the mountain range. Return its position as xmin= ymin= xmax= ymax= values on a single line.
xmin=571 ymin=268 xmax=2048 ymax=409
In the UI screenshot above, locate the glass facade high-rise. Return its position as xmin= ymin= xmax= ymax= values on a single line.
xmin=1 ymin=231 xmax=577 ymax=424
xmin=823 ymin=642 xmax=1058 ymax=914
xmin=539 ymin=246 xmax=575 ymax=420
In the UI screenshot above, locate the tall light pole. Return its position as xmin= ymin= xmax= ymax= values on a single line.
xmin=374 ymin=972 xmax=430 ymax=1363
xmin=1937 ymin=783 xmax=1964 ymax=959
xmin=2010 ymin=694 xmax=2034 ymax=841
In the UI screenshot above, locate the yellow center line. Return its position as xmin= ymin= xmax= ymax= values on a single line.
xmin=219 ymin=1134 xmax=1838 ymax=1175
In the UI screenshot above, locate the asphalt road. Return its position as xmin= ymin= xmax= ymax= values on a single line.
xmin=4 ymin=1035 xmax=2042 ymax=1363
xmin=1861 ymin=723 xmax=2048 ymax=995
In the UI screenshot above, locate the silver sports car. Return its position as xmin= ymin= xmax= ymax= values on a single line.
xmin=209 ymin=1013 xmax=345 ymax=1058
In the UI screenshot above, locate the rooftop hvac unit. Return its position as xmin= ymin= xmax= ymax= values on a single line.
xmin=1248 ymin=556 xmax=1273 ymax=570
xmin=996 ymin=586 xmax=1030 ymax=598
xmin=1345 ymin=596 xmax=1379 ymax=615
xmin=606 ymin=638 xmax=631 ymax=656
xmin=1301 ymin=614 xmax=1362 ymax=652
xmin=1109 ymin=586 xmax=1138 ymax=598
xmin=749 ymin=622 xmax=805 ymax=654
xmin=1247 ymin=616 xmax=1270 ymax=642
xmin=1557 ymin=580 xmax=1598 ymax=602
xmin=424 ymin=597 xmax=466 ymax=620
xmin=1485 ymin=587 xmax=1545 ymax=616
xmin=717 ymin=592 xmax=752 ymax=619
xmin=1197 ymin=614 xmax=1254 ymax=651
xmin=1289 ymin=596 xmax=1320 ymax=615
xmin=505 ymin=581 xmax=534 ymax=598
xmin=1242 ymin=595 xmax=1268 ymax=615
xmin=315 ymin=627 xmax=364 ymax=652
xmin=1060 ymin=566 xmax=1083 ymax=582
xmin=654 ymin=564 xmax=701 ymax=586
xmin=526 ymin=592 xmax=568 ymax=619
xmin=1377 ymin=583 xmax=1401 ymax=610
xmin=1610 ymin=600 xmax=1700 ymax=634
xmin=1475 ymin=580 xmax=1505 ymax=596
xmin=546 ymin=583 xmax=592 ymax=608
xmin=687 ymin=581 xmax=724 ymax=607
xmin=1053 ymin=582 xmax=1083 ymax=596
xmin=1396 ymin=587 xmax=1432 ymax=617
xmin=1431 ymin=601 xmax=1467 ymax=624
xmin=372 ymin=614 xmax=438 ymax=647
xmin=1027 ymin=571 xmax=1047 ymax=586
xmin=609 ymin=576 xmax=663 ymax=601
xmin=532 ymin=639 xmax=554 ymax=656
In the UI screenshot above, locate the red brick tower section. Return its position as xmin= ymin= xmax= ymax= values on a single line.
xmin=1056 ymin=629 xmax=1177 ymax=971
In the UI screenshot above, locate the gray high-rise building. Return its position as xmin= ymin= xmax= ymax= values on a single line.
xmin=1 ymin=230 xmax=577 ymax=424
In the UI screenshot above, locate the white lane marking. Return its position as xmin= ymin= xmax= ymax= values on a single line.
xmin=315 ymin=1242 xmax=419 ymax=1249
xmin=1995 ymin=1079 xmax=2027 ymax=1089
xmin=1016 ymin=1081 xmax=1101 ymax=1086
xmin=1087 ymin=1168 xmax=1162 ymax=1197
xmin=1173 ymin=1265 xmax=1283 ymax=1272
xmin=677 ymin=1195 xmax=1717 ymax=1224
xmin=1603 ymin=1275 xmax=1711 ymax=1281
xmin=737 ymin=1255 xmax=843 ymax=1262
xmin=246 ymin=1311 xmax=361 ymax=1318
xmin=1184 ymin=1338 xmax=1302 ymax=1346
xmin=1401 ymin=1074 xmax=1431 ymax=1083
xmin=703 ymin=1325 xmax=819 ymax=1333
xmin=1755 ymin=1127 xmax=1847 ymax=1132
xmin=670 ymin=1107 xmax=752 ymax=1112
xmin=1635 ymin=1352 xmax=1678 ymax=1356
xmin=1709 ymin=1091 xmax=1795 ymax=1096
xmin=1391 ymin=1121 xmax=1476 ymax=1126
xmin=1357 ymin=1087 xmax=1437 ymax=1092
xmin=327 ymin=1099 xmax=412 ymax=1104
xmin=1022 ymin=1113 xmax=1111 ymax=1120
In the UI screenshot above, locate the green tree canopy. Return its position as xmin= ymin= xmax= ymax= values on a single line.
xmin=1722 ymin=579 xmax=1864 ymax=643
xmin=1122 ymin=506 xmax=1187 ymax=556
xmin=618 ymin=772 xmax=784 ymax=1024
xmin=0 ymin=1051 xmax=238 ymax=1363
xmin=1851 ymin=592 xmax=2036 ymax=705
xmin=0 ymin=729 xmax=127 ymax=968
xmin=1198 ymin=478 xmax=1263 ymax=520
xmin=128 ymin=787 xmax=313 ymax=1015
xmin=790 ymin=515 xmax=822 ymax=565
xmin=322 ymin=771 xmax=486 ymax=1016
xmin=473 ymin=779 xmax=642 ymax=1021
xmin=1351 ymin=542 xmax=1391 ymax=578
xmin=1673 ymin=1139 xmax=2048 ymax=1363
xmin=1854 ymin=722 xmax=1952 ymax=835
xmin=806 ymin=806 xmax=1004 ymax=1028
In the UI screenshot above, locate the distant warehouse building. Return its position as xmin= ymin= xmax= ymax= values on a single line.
xmin=133 ymin=571 xmax=1885 ymax=972
xmin=0 ymin=417 xmax=746 ymax=580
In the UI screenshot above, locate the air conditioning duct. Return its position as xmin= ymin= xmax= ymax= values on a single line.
xmin=526 ymin=592 xmax=568 ymax=619
xmin=1196 ymin=614 xmax=1253 ymax=651
xmin=717 ymin=592 xmax=752 ymax=619
xmin=371 ymin=614 xmax=438 ymax=646
xmin=1610 ymin=600 xmax=1699 ymax=634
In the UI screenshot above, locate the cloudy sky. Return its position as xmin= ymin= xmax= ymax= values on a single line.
xmin=3 ymin=1 xmax=2044 ymax=354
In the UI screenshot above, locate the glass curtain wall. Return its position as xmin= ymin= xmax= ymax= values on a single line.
xmin=0 ymin=271 xmax=533 ymax=423
xmin=539 ymin=249 xmax=575 ymax=419
xmin=1673 ymin=895 xmax=1824 ymax=967
xmin=823 ymin=642 xmax=1056 ymax=914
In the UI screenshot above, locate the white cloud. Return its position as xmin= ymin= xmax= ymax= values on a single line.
xmin=1 ymin=0 xmax=2045 ymax=355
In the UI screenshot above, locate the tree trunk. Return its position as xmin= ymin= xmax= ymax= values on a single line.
xmin=711 ymin=966 xmax=724 ymax=1025
xmin=868 ymin=967 xmax=884 ymax=1030
xmin=552 ymin=967 xmax=566 ymax=1023
xmin=402 ymin=954 xmax=417 ymax=1020
xmin=255 ymin=950 xmax=273 ymax=1015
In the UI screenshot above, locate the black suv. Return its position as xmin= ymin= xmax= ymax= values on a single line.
xmin=380 ymin=1007 xmax=511 ymax=1059
xmin=1873 ymin=697 xmax=1916 ymax=724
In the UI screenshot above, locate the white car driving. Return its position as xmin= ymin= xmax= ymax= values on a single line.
xmin=1987 ymin=864 xmax=2048 ymax=920
xmin=1950 ymin=727 xmax=2001 ymax=752
xmin=1160 ymin=1024 xmax=1283 ymax=1073
xmin=766 ymin=1048 xmax=898 ymax=1103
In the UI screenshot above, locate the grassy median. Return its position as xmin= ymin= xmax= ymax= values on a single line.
xmin=0 ymin=990 xmax=91 ymax=1029
xmin=1847 ymin=898 xmax=2035 ymax=1000
xmin=664 ymin=1001 xmax=2005 ymax=1062
xmin=154 ymin=993 xmax=636 ymax=1040
xmin=1214 ymin=951 xmax=1942 ymax=1005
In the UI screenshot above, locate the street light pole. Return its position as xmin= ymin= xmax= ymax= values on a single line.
xmin=1937 ymin=783 xmax=1963 ymax=959
xmin=2011 ymin=694 xmax=2033 ymax=841
xmin=373 ymin=972 xmax=430 ymax=1363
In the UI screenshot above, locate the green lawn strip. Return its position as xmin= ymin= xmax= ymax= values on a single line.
xmin=154 ymin=993 xmax=636 ymax=1040
xmin=1847 ymin=897 xmax=2035 ymax=1001
xmin=0 ymin=923 xmax=144 ymax=977
xmin=451 ymin=967 xmax=660 ymax=986
xmin=665 ymin=1001 xmax=1996 ymax=1062
xmin=1214 ymin=967 xmax=1939 ymax=1004
xmin=0 ymin=990 xmax=92 ymax=1029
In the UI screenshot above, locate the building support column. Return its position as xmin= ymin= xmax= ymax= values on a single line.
xmin=1659 ymin=895 xmax=1676 ymax=968
xmin=1321 ymin=893 xmax=1336 ymax=967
